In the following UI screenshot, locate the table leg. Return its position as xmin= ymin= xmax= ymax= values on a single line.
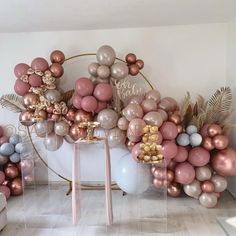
xmin=72 ymin=143 xmax=81 ymax=225
xmin=104 ymin=138 xmax=113 ymax=225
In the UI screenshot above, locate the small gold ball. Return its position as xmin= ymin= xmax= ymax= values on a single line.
xmin=151 ymin=156 xmax=158 ymax=161
xmin=144 ymin=155 xmax=151 ymax=162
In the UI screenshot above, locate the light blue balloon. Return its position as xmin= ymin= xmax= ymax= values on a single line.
xmin=0 ymin=143 xmax=15 ymax=156
xmin=9 ymin=152 xmax=20 ymax=163
xmin=176 ymin=133 xmax=190 ymax=146
xmin=15 ymin=142 xmax=28 ymax=154
xmin=190 ymin=133 xmax=202 ymax=147
xmin=9 ymin=134 xmax=22 ymax=145
xmin=186 ymin=125 xmax=198 ymax=135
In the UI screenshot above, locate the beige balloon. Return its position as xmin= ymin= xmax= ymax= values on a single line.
xmin=196 ymin=166 xmax=212 ymax=181
xmin=108 ymin=128 xmax=126 ymax=148
xmin=88 ymin=62 xmax=99 ymax=77
xmin=128 ymin=118 xmax=146 ymax=138
xmin=96 ymin=45 xmax=116 ymax=66
xmin=145 ymin=90 xmax=161 ymax=103
xmin=199 ymin=192 xmax=217 ymax=208
xmin=143 ymin=111 xmax=163 ymax=127
xmin=141 ymin=99 xmax=157 ymax=114
xmin=44 ymin=133 xmax=63 ymax=151
xmin=111 ymin=62 xmax=129 ymax=80
xmin=123 ymin=104 xmax=144 ymax=121
xmin=54 ymin=121 xmax=70 ymax=136
xmin=45 ymin=89 xmax=62 ymax=103
xmin=97 ymin=65 xmax=111 ymax=79
xmin=211 ymin=175 xmax=227 ymax=192
xmin=117 ymin=117 xmax=129 ymax=130
xmin=97 ymin=109 xmax=119 ymax=130
xmin=35 ymin=121 xmax=54 ymax=138
xmin=183 ymin=179 xmax=202 ymax=199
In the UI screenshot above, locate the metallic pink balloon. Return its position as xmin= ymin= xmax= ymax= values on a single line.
xmin=160 ymin=121 xmax=178 ymax=140
xmin=0 ymin=171 xmax=5 ymax=185
xmin=28 ymin=74 xmax=43 ymax=87
xmin=153 ymin=178 xmax=163 ymax=188
xmin=93 ymin=83 xmax=113 ymax=102
xmin=212 ymin=135 xmax=229 ymax=150
xmin=72 ymin=94 xmax=82 ymax=109
xmin=81 ymin=96 xmax=98 ymax=113
xmin=123 ymin=104 xmax=144 ymax=121
xmin=174 ymin=146 xmax=188 ymax=162
xmin=201 ymin=180 xmax=215 ymax=193
xmin=31 ymin=57 xmax=49 ymax=72
xmin=161 ymin=141 xmax=178 ymax=159
xmin=188 ymin=147 xmax=210 ymax=167
xmin=76 ymin=77 xmax=94 ymax=97
xmin=14 ymin=79 xmax=30 ymax=96
xmin=175 ymin=162 xmax=195 ymax=185
xmin=50 ymin=63 xmax=64 ymax=78
xmin=207 ymin=124 xmax=222 ymax=138
xmin=131 ymin=142 xmax=142 ymax=161
xmin=211 ymin=148 xmax=236 ymax=176
xmin=143 ymin=111 xmax=163 ymax=126
xmin=14 ymin=63 xmax=29 ymax=78
xmin=153 ymin=167 xmax=166 ymax=179
xmin=128 ymin=95 xmax=144 ymax=105
xmin=95 ymin=101 xmax=107 ymax=113
xmin=141 ymin=99 xmax=157 ymax=114
xmin=145 ymin=90 xmax=161 ymax=103
xmin=157 ymin=109 xmax=168 ymax=121
xmin=200 ymin=124 xmax=210 ymax=138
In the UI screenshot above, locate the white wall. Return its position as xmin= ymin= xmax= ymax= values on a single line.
xmin=226 ymin=19 xmax=236 ymax=197
xmin=0 ymin=23 xmax=228 ymax=182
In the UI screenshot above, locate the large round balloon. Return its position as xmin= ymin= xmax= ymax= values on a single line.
xmin=97 ymin=109 xmax=119 ymax=130
xmin=211 ymin=148 xmax=236 ymax=176
xmin=183 ymin=179 xmax=202 ymax=199
xmin=75 ymin=77 xmax=94 ymax=97
xmin=96 ymin=45 xmax=116 ymax=66
xmin=115 ymin=155 xmax=151 ymax=194
xmin=175 ymin=162 xmax=195 ymax=185
xmin=123 ymin=104 xmax=143 ymax=121
xmin=188 ymin=147 xmax=210 ymax=167
xmin=93 ymin=83 xmax=113 ymax=102
xmin=107 ymin=128 xmax=126 ymax=148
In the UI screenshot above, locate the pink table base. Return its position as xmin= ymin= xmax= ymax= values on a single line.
xmin=72 ymin=138 xmax=113 ymax=226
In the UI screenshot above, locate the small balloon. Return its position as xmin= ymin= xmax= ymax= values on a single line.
xmin=131 ymin=142 xmax=142 ymax=161
xmin=93 ymin=83 xmax=113 ymax=102
xmin=50 ymin=63 xmax=64 ymax=78
xmin=31 ymin=57 xmax=49 ymax=72
xmin=97 ymin=65 xmax=110 ymax=79
xmin=128 ymin=118 xmax=146 ymax=139
xmin=176 ymin=133 xmax=190 ymax=146
xmin=202 ymin=137 xmax=214 ymax=151
xmin=54 ymin=121 xmax=70 ymax=136
xmin=108 ymin=128 xmax=126 ymax=148
xmin=174 ymin=146 xmax=188 ymax=162
xmin=199 ymin=192 xmax=217 ymax=208
xmin=129 ymin=64 xmax=139 ymax=76
xmin=9 ymin=177 xmax=23 ymax=196
xmin=196 ymin=166 xmax=212 ymax=181
xmin=9 ymin=134 xmax=22 ymax=145
xmin=188 ymin=147 xmax=210 ymax=167
xmin=189 ymin=133 xmax=202 ymax=147
xmin=167 ymin=182 xmax=182 ymax=197
xmin=126 ymin=53 xmax=136 ymax=64
xmin=0 ymin=186 xmax=11 ymax=199
xmin=50 ymin=50 xmax=65 ymax=64
xmin=96 ymin=45 xmax=116 ymax=66
xmin=145 ymin=90 xmax=161 ymax=103
xmin=143 ymin=111 xmax=163 ymax=127
xmin=44 ymin=133 xmax=63 ymax=151
xmin=136 ymin=59 xmax=144 ymax=69
xmin=14 ymin=63 xmax=30 ymax=78
xmin=88 ymin=62 xmax=99 ymax=77
xmin=0 ymin=154 xmax=8 ymax=165
xmin=4 ymin=164 xmax=19 ymax=179
xmin=0 ymin=143 xmax=15 ymax=156
xmin=118 ymin=117 xmax=129 ymax=131
xmin=28 ymin=74 xmax=43 ymax=87
xmin=201 ymin=180 xmax=215 ymax=193
xmin=169 ymin=114 xmax=181 ymax=125
xmin=160 ymin=121 xmax=178 ymax=140
xmin=65 ymin=108 xmax=76 ymax=121
xmin=9 ymin=153 xmax=21 ymax=163
xmin=211 ymin=175 xmax=227 ymax=192
xmin=212 ymin=135 xmax=229 ymax=150
xmin=81 ymin=96 xmax=98 ymax=113
xmin=111 ymin=62 xmax=129 ymax=80
xmin=183 ymin=179 xmax=202 ymax=199
xmin=45 ymin=89 xmax=62 ymax=103
xmin=35 ymin=121 xmax=54 ymax=138
xmin=128 ymin=95 xmax=144 ymax=105
xmin=69 ymin=125 xmax=87 ymax=141
xmin=74 ymin=110 xmax=93 ymax=123
xmin=14 ymin=79 xmax=30 ymax=96
xmin=207 ymin=124 xmax=222 ymax=138
xmin=141 ymin=99 xmax=158 ymax=114
xmin=161 ymin=141 xmax=178 ymax=159
xmin=175 ymin=162 xmax=195 ymax=185
xmin=200 ymin=124 xmax=210 ymax=138
xmin=75 ymin=77 xmax=94 ymax=97
xmin=123 ymin=104 xmax=144 ymax=121
xmin=186 ymin=125 xmax=198 ymax=135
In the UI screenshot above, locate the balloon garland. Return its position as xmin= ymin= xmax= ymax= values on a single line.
xmin=0 ymin=45 xmax=236 ymax=208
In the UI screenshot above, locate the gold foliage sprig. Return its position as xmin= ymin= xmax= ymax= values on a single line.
xmin=0 ymin=94 xmax=26 ymax=113
xmin=180 ymin=87 xmax=233 ymax=130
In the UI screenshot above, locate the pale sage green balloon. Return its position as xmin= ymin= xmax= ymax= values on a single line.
xmin=183 ymin=179 xmax=202 ymax=199
xmin=97 ymin=65 xmax=110 ymax=79
xmin=111 ymin=62 xmax=129 ymax=80
xmin=108 ymin=128 xmax=126 ymax=148
xmin=44 ymin=133 xmax=63 ymax=151
xmin=97 ymin=109 xmax=119 ymax=130
xmin=96 ymin=45 xmax=116 ymax=66
xmin=88 ymin=62 xmax=99 ymax=77
xmin=211 ymin=175 xmax=227 ymax=192
xmin=199 ymin=192 xmax=217 ymax=208
xmin=35 ymin=121 xmax=54 ymax=138
xmin=45 ymin=89 xmax=62 ymax=103
xmin=54 ymin=121 xmax=70 ymax=136
xmin=0 ymin=154 xmax=8 ymax=165
xmin=196 ymin=166 xmax=212 ymax=181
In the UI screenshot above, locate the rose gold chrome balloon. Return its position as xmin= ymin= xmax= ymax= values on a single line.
xmin=65 ymin=108 xmax=76 ymax=122
xmin=207 ymin=124 xmax=222 ymax=137
xmin=153 ymin=178 xmax=163 ymax=188
xmin=69 ymin=124 xmax=87 ymax=141
xmin=50 ymin=50 xmax=65 ymax=64
xmin=9 ymin=178 xmax=23 ymax=196
xmin=50 ymin=63 xmax=64 ymax=78
xmin=202 ymin=137 xmax=214 ymax=151
xmin=169 ymin=114 xmax=181 ymax=125
xmin=201 ymin=180 xmax=215 ymax=193
xmin=212 ymin=135 xmax=229 ymax=150
xmin=19 ymin=111 xmax=35 ymax=126
xmin=167 ymin=182 xmax=181 ymax=197
xmin=74 ymin=110 xmax=93 ymax=123
xmin=23 ymin=93 xmax=39 ymax=109
xmin=126 ymin=53 xmax=136 ymax=64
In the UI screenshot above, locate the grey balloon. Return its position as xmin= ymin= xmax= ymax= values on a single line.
xmin=0 ymin=154 xmax=8 ymax=165
xmin=183 ymin=179 xmax=202 ymax=199
xmin=35 ymin=121 xmax=54 ymax=138
xmin=9 ymin=134 xmax=22 ymax=145
xmin=97 ymin=109 xmax=119 ymax=130
xmin=108 ymin=128 xmax=126 ymax=148
xmin=54 ymin=121 xmax=70 ymax=136
xmin=44 ymin=133 xmax=63 ymax=151
xmin=10 ymin=152 xmax=20 ymax=163
xmin=96 ymin=45 xmax=116 ymax=66
xmin=196 ymin=166 xmax=212 ymax=181
xmin=190 ymin=133 xmax=202 ymax=147
xmin=199 ymin=193 xmax=217 ymax=208
xmin=0 ymin=143 xmax=15 ymax=156
xmin=45 ymin=89 xmax=62 ymax=103
xmin=111 ymin=62 xmax=129 ymax=80
xmin=186 ymin=125 xmax=198 ymax=135
xmin=15 ymin=142 xmax=30 ymax=154
xmin=88 ymin=62 xmax=99 ymax=77
xmin=176 ymin=133 xmax=190 ymax=146
xmin=211 ymin=175 xmax=227 ymax=192
xmin=97 ymin=65 xmax=111 ymax=79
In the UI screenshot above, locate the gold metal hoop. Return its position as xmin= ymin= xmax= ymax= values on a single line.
xmin=27 ymin=53 xmax=154 ymax=192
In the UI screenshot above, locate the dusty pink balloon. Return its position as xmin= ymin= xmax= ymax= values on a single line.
xmin=145 ymin=90 xmax=161 ymax=103
xmin=0 ymin=171 xmax=5 ymax=185
xmin=188 ymin=147 xmax=210 ymax=167
xmin=123 ymin=104 xmax=144 ymax=121
xmin=0 ymin=126 xmax=3 ymax=137
xmin=175 ymin=162 xmax=195 ymax=185
xmin=174 ymin=146 xmax=188 ymax=162
xmin=156 ymin=131 xmax=163 ymax=144
xmin=143 ymin=111 xmax=163 ymax=126
xmin=160 ymin=121 xmax=178 ymax=140
xmin=164 ymin=97 xmax=178 ymax=111
xmin=128 ymin=118 xmax=146 ymax=138
xmin=128 ymin=95 xmax=144 ymax=105
xmin=200 ymin=124 xmax=210 ymax=138
xmin=72 ymin=94 xmax=82 ymax=109
xmin=93 ymin=83 xmax=113 ymax=102
xmin=118 ymin=117 xmax=129 ymax=130
xmin=95 ymin=101 xmax=107 ymax=113
xmin=161 ymin=141 xmax=178 ymax=159
xmin=76 ymin=77 xmax=94 ymax=97
xmin=14 ymin=63 xmax=29 ymax=78
xmin=158 ymin=97 xmax=177 ymax=112
xmin=28 ymin=74 xmax=43 ymax=87
xmin=131 ymin=142 xmax=142 ymax=162
xmin=81 ymin=96 xmax=98 ymax=113
xmin=31 ymin=57 xmax=49 ymax=72
xmin=0 ymin=186 xmax=11 ymax=199
xmin=157 ymin=109 xmax=168 ymax=121
xmin=14 ymin=79 xmax=30 ymax=96
xmin=141 ymin=99 xmax=158 ymax=114
xmin=0 ymin=136 xmax=9 ymax=145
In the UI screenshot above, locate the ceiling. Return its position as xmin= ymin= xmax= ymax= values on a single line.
xmin=1 ymin=0 xmax=236 ymax=33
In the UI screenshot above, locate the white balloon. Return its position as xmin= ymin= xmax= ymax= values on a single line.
xmin=186 ymin=125 xmax=198 ymax=135
xmin=115 ymin=154 xmax=151 ymax=195
xmin=190 ymin=133 xmax=203 ymax=147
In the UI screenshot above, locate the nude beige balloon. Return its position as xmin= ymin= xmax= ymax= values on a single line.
xmin=117 ymin=117 xmax=129 ymax=130
xmin=141 ymin=99 xmax=158 ymax=114
xmin=97 ymin=109 xmax=119 ymax=130
xmin=128 ymin=118 xmax=146 ymax=139
xmin=145 ymin=90 xmax=161 ymax=103
xmin=123 ymin=104 xmax=143 ymax=121
xmin=143 ymin=111 xmax=163 ymax=127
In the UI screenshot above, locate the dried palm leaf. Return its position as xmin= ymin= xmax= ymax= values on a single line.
xmin=0 ymin=94 xmax=25 ymax=113
xmin=196 ymin=94 xmax=208 ymax=111
xmin=182 ymin=104 xmax=193 ymax=128
xmin=180 ymin=92 xmax=191 ymax=119
xmin=193 ymin=102 xmax=198 ymax=116
xmin=110 ymin=81 xmax=123 ymax=114
xmin=62 ymin=90 xmax=74 ymax=103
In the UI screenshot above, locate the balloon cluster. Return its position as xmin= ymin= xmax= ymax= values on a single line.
xmin=0 ymin=129 xmax=25 ymax=200
xmin=125 ymin=53 xmax=144 ymax=76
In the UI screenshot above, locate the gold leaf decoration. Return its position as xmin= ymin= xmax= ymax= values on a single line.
xmin=0 ymin=94 xmax=26 ymax=113
xmin=62 ymin=90 xmax=75 ymax=103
